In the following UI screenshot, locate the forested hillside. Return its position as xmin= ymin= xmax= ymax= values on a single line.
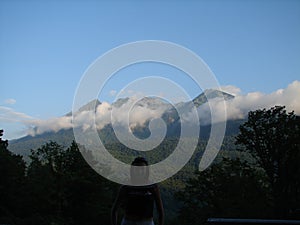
xmin=1 ymin=106 xmax=300 ymax=225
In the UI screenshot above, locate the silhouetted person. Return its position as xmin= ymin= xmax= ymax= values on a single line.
xmin=111 ymin=157 xmax=164 ymax=225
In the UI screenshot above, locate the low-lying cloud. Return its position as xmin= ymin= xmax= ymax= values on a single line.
xmin=26 ymin=116 xmax=73 ymax=136
xmin=4 ymin=80 xmax=300 ymax=137
xmin=197 ymin=80 xmax=300 ymax=124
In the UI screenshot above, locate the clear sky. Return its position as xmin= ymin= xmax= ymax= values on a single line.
xmin=1 ymin=0 xmax=300 ymax=139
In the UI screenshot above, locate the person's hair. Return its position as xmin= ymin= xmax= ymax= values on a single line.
xmin=130 ymin=157 xmax=149 ymax=184
xmin=131 ymin=157 xmax=148 ymax=166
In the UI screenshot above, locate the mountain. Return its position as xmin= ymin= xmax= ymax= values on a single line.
xmin=193 ymin=89 xmax=234 ymax=107
xmin=8 ymin=129 xmax=74 ymax=160
xmin=8 ymin=89 xmax=243 ymax=157
xmin=65 ymin=99 xmax=101 ymax=116
xmin=112 ymin=97 xmax=129 ymax=107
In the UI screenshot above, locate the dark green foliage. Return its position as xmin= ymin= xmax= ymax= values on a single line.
xmin=175 ymin=106 xmax=300 ymax=224
xmin=236 ymin=106 xmax=300 ymax=217
xmin=1 ymin=105 xmax=300 ymax=224
xmin=8 ymin=129 xmax=75 ymax=160
xmin=1 ymin=133 xmax=118 ymax=225
xmin=176 ymin=158 xmax=271 ymax=225
xmin=24 ymin=140 xmax=118 ymax=225
xmin=0 ymin=130 xmax=26 ymax=224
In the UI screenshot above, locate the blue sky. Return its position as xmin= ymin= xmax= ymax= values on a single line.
xmin=1 ymin=0 xmax=300 ymax=139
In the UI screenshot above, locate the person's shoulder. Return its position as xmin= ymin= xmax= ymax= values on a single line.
xmin=119 ymin=185 xmax=129 ymax=193
xmin=120 ymin=185 xmax=132 ymax=190
xmin=121 ymin=183 xmax=158 ymax=190
xmin=150 ymin=183 xmax=158 ymax=188
xmin=146 ymin=183 xmax=159 ymax=192
xmin=140 ymin=183 xmax=158 ymax=189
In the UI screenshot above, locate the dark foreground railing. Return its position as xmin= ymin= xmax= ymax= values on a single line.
xmin=206 ymin=218 xmax=300 ymax=225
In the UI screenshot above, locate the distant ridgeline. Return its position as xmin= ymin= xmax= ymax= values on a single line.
xmin=8 ymin=89 xmax=244 ymax=161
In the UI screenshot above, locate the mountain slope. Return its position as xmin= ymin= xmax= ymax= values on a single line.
xmin=193 ymin=89 xmax=234 ymax=107
xmin=8 ymin=89 xmax=241 ymax=157
xmin=65 ymin=99 xmax=101 ymax=116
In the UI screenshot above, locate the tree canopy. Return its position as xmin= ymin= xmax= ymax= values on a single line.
xmin=1 ymin=105 xmax=300 ymax=224
xmin=236 ymin=106 xmax=300 ymax=217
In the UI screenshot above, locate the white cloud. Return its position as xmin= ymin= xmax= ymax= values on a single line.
xmin=0 ymin=106 xmax=33 ymax=122
xmin=26 ymin=116 xmax=73 ymax=136
xmin=3 ymin=81 xmax=300 ymax=138
xmin=220 ymin=85 xmax=241 ymax=96
xmin=0 ymin=107 xmax=33 ymax=139
xmin=118 ymin=89 xmax=145 ymax=99
xmin=4 ymin=98 xmax=16 ymax=105
xmin=198 ymin=80 xmax=300 ymax=124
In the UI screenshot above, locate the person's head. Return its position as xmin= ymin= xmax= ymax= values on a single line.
xmin=130 ymin=157 xmax=149 ymax=185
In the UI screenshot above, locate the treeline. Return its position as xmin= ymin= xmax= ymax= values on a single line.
xmin=174 ymin=106 xmax=300 ymax=224
xmin=1 ymin=106 xmax=300 ymax=225
xmin=0 ymin=135 xmax=118 ymax=225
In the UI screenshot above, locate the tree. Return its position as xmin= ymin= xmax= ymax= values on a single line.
xmin=25 ymin=141 xmax=66 ymax=225
xmin=26 ymin=140 xmax=118 ymax=225
xmin=62 ymin=141 xmax=117 ymax=225
xmin=0 ymin=130 xmax=26 ymax=224
xmin=176 ymin=158 xmax=271 ymax=225
xmin=236 ymin=106 xmax=300 ymax=218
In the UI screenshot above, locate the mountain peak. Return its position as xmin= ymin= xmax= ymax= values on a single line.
xmin=112 ymin=97 xmax=129 ymax=108
xmin=79 ymin=99 xmax=102 ymax=111
xmin=193 ymin=89 xmax=234 ymax=107
xmin=65 ymin=99 xmax=101 ymax=116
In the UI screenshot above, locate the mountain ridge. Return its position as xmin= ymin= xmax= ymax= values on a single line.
xmin=8 ymin=89 xmax=239 ymax=157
